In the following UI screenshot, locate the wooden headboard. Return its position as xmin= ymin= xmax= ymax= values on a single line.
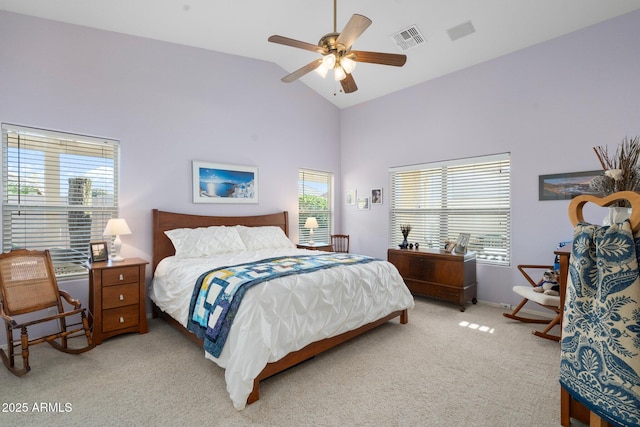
xmin=151 ymin=209 xmax=289 ymax=273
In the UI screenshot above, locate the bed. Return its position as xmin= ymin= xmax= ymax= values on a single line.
xmin=150 ymin=209 xmax=414 ymax=409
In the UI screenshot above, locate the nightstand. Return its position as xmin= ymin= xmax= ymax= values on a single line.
xmin=88 ymin=257 xmax=149 ymax=344
xmin=296 ymin=242 xmax=334 ymax=252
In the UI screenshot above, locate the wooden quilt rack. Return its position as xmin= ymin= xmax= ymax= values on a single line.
xmin=562 ymin=190 xmax=640 ymax=427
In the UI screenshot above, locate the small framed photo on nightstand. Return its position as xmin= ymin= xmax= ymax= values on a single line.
xmin=89 ymin=241 xmax=109 ymax=263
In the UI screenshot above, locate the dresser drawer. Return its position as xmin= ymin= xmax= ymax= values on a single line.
xmin=102 ymin=266 xmax=140 ymax=286
xmin=102 ymin=283 xmax=140 ymax=310
xmin=102 ymin=305 xmax=140 ymax=333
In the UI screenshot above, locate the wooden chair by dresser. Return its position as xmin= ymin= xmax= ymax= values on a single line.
xmin=330 ymin=234 xmax=350 ymax=253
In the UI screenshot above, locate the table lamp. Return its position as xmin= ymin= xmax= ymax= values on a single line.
xmin=103 ymin=218 xmax=131 ymax=262
xmin=304 ymin=217 xmax=319 ymax=245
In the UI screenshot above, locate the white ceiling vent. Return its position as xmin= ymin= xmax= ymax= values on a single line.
xmin=447 ymin=20 xmax=476 ymax=41
xmin=391 ymin=25 xmax=426 ymax=51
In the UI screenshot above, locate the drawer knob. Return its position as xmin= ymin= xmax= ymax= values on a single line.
xmin=119 ymin=316 xmax=125 ymax=323
xmin=119 ymin=294 xmax=124 ymax=301
xmin=119 ymin=274 xmax=124 ymax=281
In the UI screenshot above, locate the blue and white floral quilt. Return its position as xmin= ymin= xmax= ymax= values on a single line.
xmin=187 ymin=253 xmax=376 ymax=357
xmin=560 ymin=219 xmax=640 ymax=427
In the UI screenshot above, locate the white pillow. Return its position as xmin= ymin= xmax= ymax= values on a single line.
xmin=165 ymin=226 xmax=247 ymax=258
xmin=236 ymin=226 xmax=294 ymax=250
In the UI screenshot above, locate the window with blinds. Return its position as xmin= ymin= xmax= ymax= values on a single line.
xmin=298 ymin=169 xmax=333 ymax=244
xmin=2 ymin=124 xmax=120 ymax=279
xmin=390 ymin=153 xmax=511 ymax=266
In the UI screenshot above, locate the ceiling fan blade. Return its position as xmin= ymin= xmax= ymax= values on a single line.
xmin=281 ymin=59 xmax=323 ymax=83
xmin=349 ymin=50 xmax=407 ymax=67
xmin=340 ymin=73 xmax=358 ymax=93
xmin=268 ymin=35 xmax=327 ymax=54
xmin=336 ymin=14 xmax=372 ymax=49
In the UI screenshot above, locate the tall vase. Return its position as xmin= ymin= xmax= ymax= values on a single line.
xmin=399 ymin=234 xmax=409 ymax=249
xmin=603 ymin=206 xmax=632 ymax=226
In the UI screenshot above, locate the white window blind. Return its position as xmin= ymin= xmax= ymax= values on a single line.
xmin=390 ymin=153 xmax=511 ymax=265
xmin=2 ymin=124 xmax=120 ymax=279
xmin=298 ymin=169 xmax=333 ymax=244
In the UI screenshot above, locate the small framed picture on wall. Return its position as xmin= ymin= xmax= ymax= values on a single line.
xmin=357 ymin=197 xmax=370 ymax=210
xmin=371 ymin=188 xmax=382 ymax=204
xmin=345 ymin=189 xmax=356 ymax=205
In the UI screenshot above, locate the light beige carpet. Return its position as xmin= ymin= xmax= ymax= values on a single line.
xmin=0 ymin=298 xmax=567 ymax=426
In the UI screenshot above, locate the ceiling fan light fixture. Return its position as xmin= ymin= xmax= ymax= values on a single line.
xmin=322 ymin=53 xmax=337 ymax=69
xmin=340 ymin=56 xmax=356 ymax=74
xmin=315 ymin=66 xmax=329 ymax=78
xmin=334 ymin=66 xmax=347 ymax=81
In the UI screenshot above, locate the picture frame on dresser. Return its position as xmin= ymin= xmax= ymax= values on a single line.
xmin=89 ymin=241 xmax=109 ymax=262
xmin=454 ymin=233 xmax=470 ymax=254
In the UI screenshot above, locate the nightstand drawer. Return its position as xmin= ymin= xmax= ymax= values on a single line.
xmin=102 ymin=305 xmax=140 ymax=333
xmin=102 ymin=283 xmax=140 ymax=310
xmin=102 ymin=266 xmax=140 ymax=286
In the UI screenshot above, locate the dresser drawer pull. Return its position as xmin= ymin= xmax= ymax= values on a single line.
xmin=119 ymin=274 xmax=124 ymax=281
xmin=119 ymin=294 xmax=124 ymax=301
xmin=119 ymin=316 xmax=125 ymax=323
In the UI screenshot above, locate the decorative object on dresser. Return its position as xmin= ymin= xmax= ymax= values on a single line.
xmin=330 ymin=234 xmax=350 ymax=253
xmin=89 ymin=241 xmax=109 ymax=263
xmin=0 ymin=249 xmax=94 ymax=375
xmin=88 ymin=258 xmax=148 ymax=345
xmin=399 ymin=224 xmax=411 ymax=249
xmin=453 ymin=233 xmax=470 ymax=254
xmin=388 ymin=247 xmax=477 ymax=311
xmin=103 ymin=218 xmax=131 ymax=262
xmin=304 ymin=216 xmax=319 ymax=244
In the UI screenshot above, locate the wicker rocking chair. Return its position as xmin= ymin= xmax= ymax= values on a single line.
xmin=0 ymin=249 xmax=94 ymax=376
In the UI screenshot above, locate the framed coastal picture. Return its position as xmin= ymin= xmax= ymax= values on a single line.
xmin=538 ymin=170 xmax=602 ymax=201
xmin=192 ymin=161 xmax=258 ymax=204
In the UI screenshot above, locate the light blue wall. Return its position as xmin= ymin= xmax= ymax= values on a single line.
xmin=0 ymin=10 xmax=340 ymax=345
xmin=340 ymin=9 xmax=640 ymax=308
xmin=0 ymin=8 xmax=639 ymax=345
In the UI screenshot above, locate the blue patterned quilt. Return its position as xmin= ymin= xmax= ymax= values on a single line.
xmin=187 ymin=253 xmax=377 ymax=357
xmin=560 ymin=220 xmax=640 ymax=427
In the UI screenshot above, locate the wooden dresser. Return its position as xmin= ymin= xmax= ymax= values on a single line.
xmin=388 ymin=248 xmax=477 ymax=311
xmin=88 ymin=257 xmax=149 ymax=344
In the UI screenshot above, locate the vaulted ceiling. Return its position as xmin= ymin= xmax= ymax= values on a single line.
xmin=1 ymin=0 xmax=639 ymax=108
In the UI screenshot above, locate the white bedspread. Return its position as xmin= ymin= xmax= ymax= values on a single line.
xmin=150 ymin=248 xmax=414 ymax=409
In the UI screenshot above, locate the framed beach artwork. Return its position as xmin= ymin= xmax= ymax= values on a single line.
xmin=192 ymin=161 xmax=258 ymax=204
xmin=538 ymin=170 xmax=602 ymax=201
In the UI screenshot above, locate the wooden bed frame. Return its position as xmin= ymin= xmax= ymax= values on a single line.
xmin=151 ymin=209 xmax=408 ymax=405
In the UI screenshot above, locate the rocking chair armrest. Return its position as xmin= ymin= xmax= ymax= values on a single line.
xmin=517 ymin=264 xmax=556 ymax=287
xmin=58 ymin=290 xmax=82 ymax=309
xmin=0 ymin=306 xmax=17 ymax=327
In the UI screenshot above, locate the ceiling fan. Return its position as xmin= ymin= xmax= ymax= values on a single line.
xmin=268 ymin=0 xmax=407 ymax=94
